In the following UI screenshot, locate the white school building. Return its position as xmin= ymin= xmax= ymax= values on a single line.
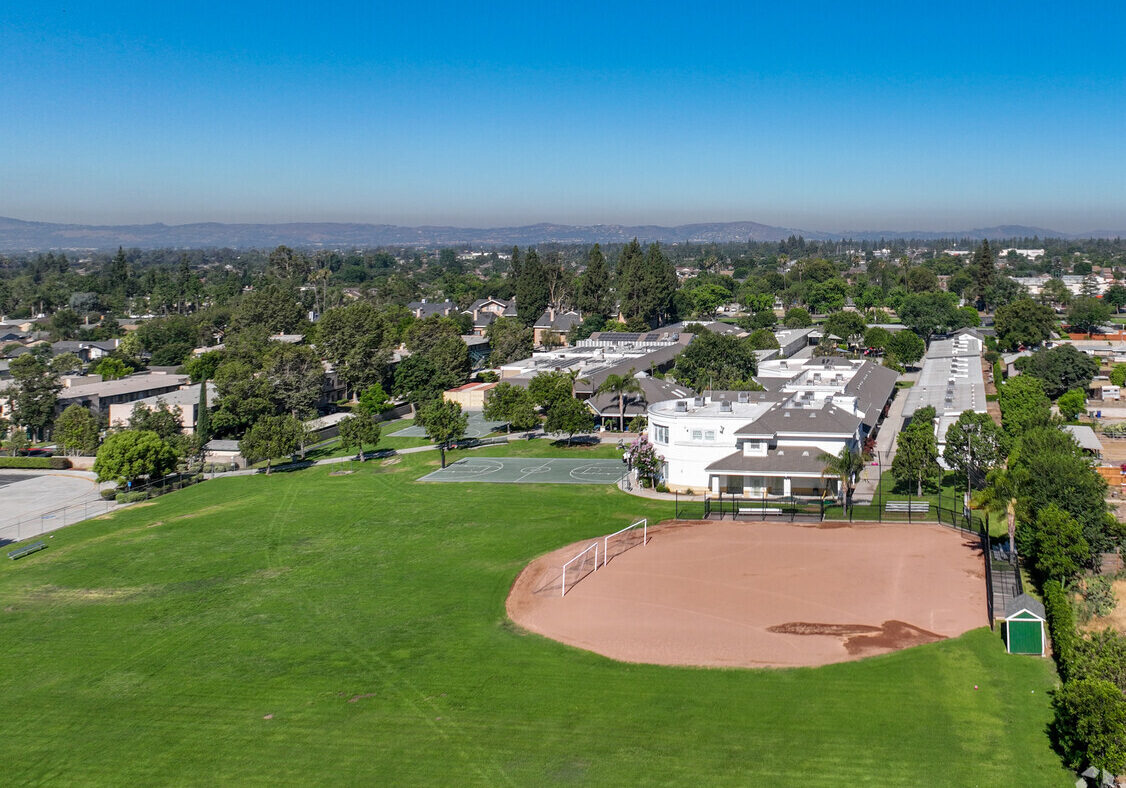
xmin=647 ymin=358 xmax=897 ymax=496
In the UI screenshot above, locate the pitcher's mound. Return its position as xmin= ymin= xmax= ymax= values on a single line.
xmin=507 ymin=520 xmax=986 ymax=668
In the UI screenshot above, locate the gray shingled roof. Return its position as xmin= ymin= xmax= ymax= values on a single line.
xmin=746 ymin=404 xmax=862 ymax=436
xmin=586 ymin=377 xmax=692 ymax=417
xmin=1003 ymin=593 xmax=1046 ymax=620
xmin=843 ymin=362 xmax=899 ymax=427
xmin=534 ymin=310 xmax=582 ymax=331
xmin=706 ymin=445 xmax=828 ymax=475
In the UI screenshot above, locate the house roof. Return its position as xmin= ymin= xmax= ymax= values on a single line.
xmin=407 ymin=300 xmax=458 ymax=318
xmin=1062 ymin=424 xmax=1102 ymax=453
xmin=468 ymin=297 xmax=513 ymax=310
xmin=843 ymin=362 xmax=899 ymax=427
xmin=742 ymin=404 xmax=862 ymax=437
xmin=586 ymin=377 xmax=692 ymax=417
xmin=534 ymin=310 xmax=582 ymax=331
xmin=706 ymin=445 xmax=828 ymax=476
xmin=1003 ymin=593 xmax=1046 ymax=620
xmin=59 ymin=372 xmax=191 ymax=400
xmin=50 ymin=340 xmax=118 ymax=356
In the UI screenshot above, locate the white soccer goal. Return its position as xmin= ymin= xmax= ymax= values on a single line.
xmin=603 ymin=519 xmax=647 ymax=567
xmin=561 ymin=541 xmax=599 ymax=597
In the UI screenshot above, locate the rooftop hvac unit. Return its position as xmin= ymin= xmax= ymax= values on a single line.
xmin=694 ymin=397 xmax=705 ymax=407
xmin=738 ymin=391 xmax=750 ymax=403
xmin=719 ymin=401 xmax=732 ymax=412
xmin=675 ymin=400 xmax=688 ymax=412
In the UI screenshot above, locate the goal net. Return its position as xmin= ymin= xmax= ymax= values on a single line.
xmin=603 ymin=519 xmax=647 ymax=567
xmin=561 ymin=542 xmax=599 ymax=597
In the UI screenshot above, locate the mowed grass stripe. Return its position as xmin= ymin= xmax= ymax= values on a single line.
xmin=0 ymin=442 xmax=1068 ymax=785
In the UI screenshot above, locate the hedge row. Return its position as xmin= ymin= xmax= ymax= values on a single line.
xmin=1043 ymin=580 xmax=1078 ymax=679
xmin=0 ymin=456 xmax=72 ymax=470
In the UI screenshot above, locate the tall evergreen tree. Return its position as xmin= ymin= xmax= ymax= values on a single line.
xmin=972 ymin=240 xmax=995 ymax=309
xmin=615 ymin=238 xmax=646 ymax=322
xmin=195 ymin=380 xmax=211 ymax=441
xmin=644 ymin=242 xmax=678 ymax=324
xmin=577 ymin=243 xmax=610 ymax=317
xmin=515 ymin=248 xmax=549 ymax=325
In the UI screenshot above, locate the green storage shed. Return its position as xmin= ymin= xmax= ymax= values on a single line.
xmin=1003 ymin=594 xmax=1046 ymax=656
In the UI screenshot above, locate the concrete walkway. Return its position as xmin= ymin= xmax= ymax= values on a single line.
xmin=852 ymin=377 xmax=914 ymax=504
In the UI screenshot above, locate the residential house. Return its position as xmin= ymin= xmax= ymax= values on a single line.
xmin=533 ymin=308 xmax=582 ymax=347
xmin=464 ymin=297 xmax=517 ymax=337
xmin=50 ymin=339 xmax=119 ymax=363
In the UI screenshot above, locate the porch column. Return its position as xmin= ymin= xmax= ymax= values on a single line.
xmin=783 ymin=477 xmax=792 ymax=496
xmin=711 ymin=475 xmax=719 ymax=494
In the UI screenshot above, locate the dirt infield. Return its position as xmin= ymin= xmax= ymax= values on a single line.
xmin=507 ymin=520 xmax=987 ymax=668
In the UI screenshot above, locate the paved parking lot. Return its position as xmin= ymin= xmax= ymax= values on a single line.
xmin=0 ymin=471 xmax=104 ymax=544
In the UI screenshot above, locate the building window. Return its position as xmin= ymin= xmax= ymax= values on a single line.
xmin=704 ymin=430 xmax=715 ymax=441
xmin=653 ymin=424 xmax=669 ymax=444
xmin=691 ymin=429 xmax=703 ymax=441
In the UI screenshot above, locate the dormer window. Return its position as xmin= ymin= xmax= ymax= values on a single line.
xmin=742 ymin=440 xmax=767 ymax=457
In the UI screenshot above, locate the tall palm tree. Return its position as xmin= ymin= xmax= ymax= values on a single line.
xmin=566 ymin=368 xmax=589 ymax=398
xmin=973 ymin=465 xmax=1020 ymax=560
xmin=818 ymin=446 xmax=869 ymax=508
xmin=596 ymin=369 xmax=642 ymax=432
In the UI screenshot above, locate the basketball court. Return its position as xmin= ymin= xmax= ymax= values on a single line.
xmin=392 ymin=414 xmax=507 ymax=439
xmin=419 ymin=457 xmax=626 ymax=484
xmin=508 ymin=520 xmax=987 ymax=668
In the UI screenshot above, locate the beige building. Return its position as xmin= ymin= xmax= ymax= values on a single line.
xmin=443 ymin=382 xmax=497 ymax=411
xmin=108 ymin=381 xmax=217 ymax=432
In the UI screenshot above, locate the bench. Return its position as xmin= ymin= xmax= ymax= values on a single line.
xmin=7 ymin=540 xmax=47 ymax=560
xmin=738 ymin=507 xmax=784 ymax=516
xmin=885 ymin=501 xmax=930 ymax=513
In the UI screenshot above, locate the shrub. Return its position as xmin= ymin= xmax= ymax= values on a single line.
xmin=1044 ymin=580 xmax=1079 ymax=679
xmin=0 ymin=457 xmax=72 ymax=470
xmin=100 ymin=489 xmax=118 ymax=501
xmin=1050 ymin=678 xmax=1126 ymax=775
xmin=1082 ymin=575 xmax=1118 ymax=619
xmin=115 ymin=491 xmax=150 ymax=503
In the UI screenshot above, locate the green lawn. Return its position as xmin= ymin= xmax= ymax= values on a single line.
xmin=0 ymin=443 xmax=1069 ymax=785
xmin=250 ymin=417 xmax=431 ymax=468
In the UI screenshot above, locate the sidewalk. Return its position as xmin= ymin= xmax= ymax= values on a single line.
xmin=852 ymin=377 xmax=913 ymax=505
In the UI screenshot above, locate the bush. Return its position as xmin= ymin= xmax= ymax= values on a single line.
xmin=115 ymin=491 xmax=150 ymax=503
xmin=100 ymin=489 xmax=118 ymax=501
xmin=1082 ymin=575 xmax=1118 ymax=619
xmin=0 ymin=456 xmax=72 ymax=470
xmin=1044 ymin=580 xmax=1079 ymax=679
xmin=655 ymin=482 xmax=668 ymax=493
xmin=1050 ymin=678 xmax=1126 ymax=775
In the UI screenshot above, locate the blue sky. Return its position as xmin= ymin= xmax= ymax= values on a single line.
xmin=2 ymin=1 xmax=1124 ymax=232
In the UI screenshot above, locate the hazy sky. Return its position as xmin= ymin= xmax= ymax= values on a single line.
xmin=3 ymin=1 xmax=1125 ymax=232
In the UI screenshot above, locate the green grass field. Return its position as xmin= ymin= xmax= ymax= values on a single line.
xmin=0 ymin=443 xmax=1069 ymax=785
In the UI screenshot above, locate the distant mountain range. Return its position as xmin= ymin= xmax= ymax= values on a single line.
xmin=0 ymin=215 xmax=1120 ymax=251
